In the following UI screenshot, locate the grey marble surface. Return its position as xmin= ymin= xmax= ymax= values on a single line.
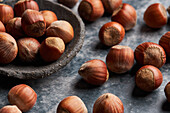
xmin=0 ymin=0 xmax=170 ymax=113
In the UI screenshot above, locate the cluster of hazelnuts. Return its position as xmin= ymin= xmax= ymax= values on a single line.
xmin=0 ymin=0 xmax=74 ymax=64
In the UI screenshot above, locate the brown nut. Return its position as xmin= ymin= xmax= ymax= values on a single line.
xmin=143 ymin=3 xmax=167 ymax=28
xmin=58 ymin=0 xmax=78 ymax=8
xmin=78 ymin=0 xmax=104 ymax=22
xmin=21 ymin=9 xmax=46 ymax=37
xmin=0 ymin=105 xmax=22 ymax=113
xmin=106 ymin=45 xmax=134 ymax=74
xmin=78 ymin=59 xmax=109 ymax=85
xmin=93 ymin=93 xmax=124 ymax=113
xmin=0 ymin=20 xmax=5 ymax=32
xmin=135 ymin=65 xmax=163 ymax=92
xmin=14 ymin=0 xmax=39 ymax=17
xmin=164 ymin=82 xmax=170 ymax=102
xmin=8 ymin=84 xmax=37 ymax=112
xmin=57 ymin=96 xmax=88 ymax=113
xmin=46 ymin=20 xmax=74 ymax=43
xmin=111 ymin=3 xmax=137 ymax=31
xmin=99 ymin=22 xmax=125 ymax=46
xmin=40 ymin=10 xmax=58 ymax=28
xmin=135 ymin=42 xmax=166 ymax=68
xmin=39 ymin=37 xmax=65 ymax=62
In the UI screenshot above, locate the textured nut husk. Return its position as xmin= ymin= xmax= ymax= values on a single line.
xmin=99 ymin=22 xmax=125 ymax=46
xmin=40 ymin=10 xmax=58 ymax=28
xmin=40 ymin=37 xmax=65 ymax=62
xmin=6 ymin=17 xmax=25 ymax=39
xmin=22 ymin=9 xmax=46 ymax=37
xmin=58 ymin=0 xmax=78 ymax=8
xmin=57 ymin=96 xmax=88 ymax=113
xmin=17 ymin=37 xmax=40 ymax=62
xmin=164 ymin=82 xmax=170 ymax=102
xmin=0 ymin=105 xmax=22 ymax=113
xmin=135 ymin=65 xmax=163 ymax=92
xmin=135 ymin=42 xmax=166 ymax=68
xmin=46 ymin=20 xmax=74 ymax=43
xmin=0 ymin=32 xmax=18 ymax=64
xmin=78 ymin=0 xmax=104 ymax=21
xmin=167 ymin=6 xmax=170 ymax=14
xmin=93 ymin=93 xmax=124 ymax=113
xmin=8 ymin=84 xmax=37 ymax=112
xmin=78 ymin=59 xmax=109 ymax=85
xmin=106 ymin=45 xmax=134 ymax=74
xmin=143 ymin=3 xmax=167 ymax=28
xmin=0 ymin=4 xmax=14 ymax=24
xmin=0 ymin=20 xmax=5 ymax=32
xmin=14 ymin=0 xmax=39 ymax=17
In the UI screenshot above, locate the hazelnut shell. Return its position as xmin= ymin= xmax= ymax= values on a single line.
xmin=0 ymin=105 xmax=22 ymax=113
xmin=164 ymin=82 xmax=170 ymax=102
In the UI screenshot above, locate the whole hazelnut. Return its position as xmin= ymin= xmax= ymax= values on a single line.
xmin=93 ymin=93 xmax=124 ymax=113
xmin=78 ymin=59 xmax=109 ymax=85
xmin=0 ymin=32 xmax=18 ymax=64
xmin=17 ymin=37 xmax=40 ymax=62
xmin=46 ymin=20 xmax=74 ymax=44
xmin=6 ymin=17 xmax=25 ymax=39
xmin=8 ymin=84 xmax=37 ymax=112
xmin=0 ymin=105 xmax=22 ymax=113
xmin=57 ymin=96 xmax=88 ymax=113
xmin=106 ymin=45 xmax=134 ymax=74
xmin=111 ymin=3 xmax=137 ymax=31
xmin=143 ymin=3 xmax=167 ymax=28
xmin=135 ymin=65 xmax=163 ymax=92
xmin=78 ymin=0 xmax=104 ymax=22
xmin=21 ymin=9 xmax=46 ymax=37
xmin=135 ymin=42 xmax=166 ymax=68
xmin=0 ymin=4 xmax=14 ymax=24
xmin=0 ymin=20 xmax=5 ymax=32
xmin=14 ymin=0 xmax=39 ymax=17
xmin=58 ymin=0 xmax=78 ymax=8
xmin=164 ymin=82 xmax=170 ymax=102
xmin=40 ymin=10 xmax=58 ymax=28
xmin=99 ymin=22 xmax=125 ymax=46
xmin=39 ymin=37 xmax=65 ymax=62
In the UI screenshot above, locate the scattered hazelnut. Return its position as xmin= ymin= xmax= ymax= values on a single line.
xmin=135 ymin=65 xmax=163 ymax=92
xmin=0 ymin=105 xmax=22 ymax=113
xmin=99 ymin=22 xmax=125 ymax=46
xmin=134 ymin=42 xmax=166 ymax=68
xmin=0 ymin=20 xmax=5 ymax=32
xmin=8 ymin=84 xmax=37 ymax=112
xmin=17 ymin=37 xmax=40 ymax=62
xmin=57 ymin=96 xmax=88 ymax=113
xmin=93 ymin=93 xmax=124 ymax=113
xmin=167 ymin=6 xmax=170 ymax=15
xmin=143 ymin=3 xmax=167 ymax=28
xmin=164 ymin=82 xmax=170 ymax=102
xmin=39 ymin=37 xmax=65 ymax=62
xmin=6 ymin=17 xmax=25 ymax=39
xmin=58 ymin=0 xmax=78 ymax=8
xmin=40 ymin=10 xmax=58 ymax=28
xmin=0 ymin=4 xmax=14 ymax=24
xmin=46 ymin=20 xmax=74 ymax=44
xmin=106 ymin=45 xmax=134 ymax=74
xmin=111 ymin=3 xmax=137 ymax=31
xmin=78 ymin=59 xmax=109 ymax=85
xmin=14 ymin=0 xmax=39 ymax=17
xmin=78 ymin=0 xmax=104 ymax=21
xmin=21 ymin=9 xmax=46 ymax=37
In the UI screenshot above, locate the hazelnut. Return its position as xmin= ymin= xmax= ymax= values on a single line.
xmin=0 ymin=20 xmax=5 ymax=32
xmin=40 ymin=10 xmax=58 ymax=28
xmin=14 ymin=0 xmax=39 ymax=17
xmin=39 ymin=37 xmax=65 ymax=62
xmin=164 ymin=82 xmax=170 ymax=102
xmin=57 ymin=96 xmax=88 ymax=113
xmin=135 ymin=65 xmax=163 ymax=92
xmin=106 ymin=45 xmax=134 ymax=74
xmin=143 ymin=3 xmax=167 ymax=28
xmin=8 ymin=84 xmax=37 ymax=112
xmin=111 ymin=3 xmax=137 ymax=31
xmin=99 ymin=22 xmax=125 ymax=46
xmin=17 ymin=37 xmax=40 ymax=62
xmin=6 ymin=17 xmax=25 ymax=39
xmin=46 ymin=20 xmax=74 ymax=44
xmin=93 ymin=93 xmax=124 ymax=113
xmin=167 ymin=6 xmax=170 ymax=15
xmin=0 ymin=105 xmax=22 ymax=113
xmin=21 ymin=9 xmax=46 ymax=37
xmin=0 ymin=4 xmax=14 ymax=24
xmin=78 ymin=59 xmax=109 ymax=85
xmin=78 ymin=0 xmax=104 ymax=21
xmin=0 ymin=32 xmax=18 ymax=64
xmin=58 ymin=0 xmax=78 ymax=8
xmin=135 ymin=42 xmax=166 ymax=68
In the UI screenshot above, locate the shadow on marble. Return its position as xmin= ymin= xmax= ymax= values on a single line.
xmin=94 ymin=42 xmax=111 ymax=50
xmin=132 ymin=85 xmax=153 ymax=97
xmin=129 ymin=63 xmax=141 ymax=77
xmin=162 ymin=100 xmax=170 ymax=111
xmin=140 ymin=24 xmax=163 ymax=33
